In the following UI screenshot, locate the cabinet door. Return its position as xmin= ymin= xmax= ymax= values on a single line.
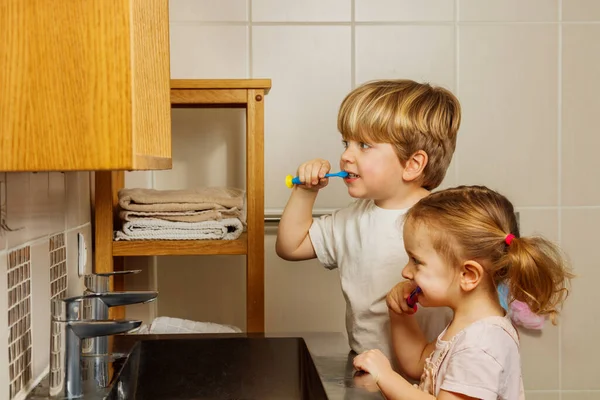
xmin=0 ymin=0 xmax=171 ymax=171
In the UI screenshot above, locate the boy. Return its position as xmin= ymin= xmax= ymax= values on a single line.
xmin=276 ymin=79 xmax=461 ymax=360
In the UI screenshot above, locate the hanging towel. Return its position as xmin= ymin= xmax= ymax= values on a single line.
xmin=114 ymin=218 xmax=243 ymax=241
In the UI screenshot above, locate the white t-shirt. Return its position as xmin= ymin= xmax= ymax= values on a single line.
xmin=430 ymin=315 xmax=525 ymax=400
xmin=309 ymin=199 xmax=452 ymax=358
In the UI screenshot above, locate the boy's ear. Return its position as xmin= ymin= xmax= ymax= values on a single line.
xmin=460 ymin=260 xmax=484 ymax=292
xmin=402 ymin=150 xmax=428 ymax=182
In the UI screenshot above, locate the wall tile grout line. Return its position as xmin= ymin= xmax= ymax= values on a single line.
xmin=557 ymin=1 xmax=564 ymax=397
xmin=248 ymin=0 xmax=253 ymax=78
xmin=351 ymin=0 xmax=356 ymax=89
xmin=454 ymin=0 xmax=460 ymax=186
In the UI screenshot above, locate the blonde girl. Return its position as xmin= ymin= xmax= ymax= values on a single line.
xmin=353 ymin=185 xmax=573 ymax=400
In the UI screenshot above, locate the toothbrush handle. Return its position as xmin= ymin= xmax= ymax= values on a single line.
xmin=291 ymin=172 xmax=346 ymax=185
xmin=406 ymin=287 xmax=421 ymax=309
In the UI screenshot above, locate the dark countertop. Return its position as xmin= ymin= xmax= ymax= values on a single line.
xmin=113 ymin=331 xmax=384 ymax=400
xmin=27 ymin=332 xmax=384 ymax=399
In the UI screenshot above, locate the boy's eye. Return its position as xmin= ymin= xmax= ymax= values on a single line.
xmin=411 ymin=257 xmax=421 ymax=265
xmin=342 ymin=140 xmax=348 ymax=149
xmin=359 ymin=142 xmax=371 ymax=149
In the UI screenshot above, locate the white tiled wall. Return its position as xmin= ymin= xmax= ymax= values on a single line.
xmin=121 ymin=1 xmax=600 ymax=397
xmin=0 ymin=172 xmax=92 ymax=399
xmin=458 ymin=0 xmax=558 ymax=22
xmin=457 ymin=23 xmax=559 ymax=207
xmin=253 ymin=25 xmax=352 ymax=208
xmin=355 ymin=0 xmax=454 ymax=21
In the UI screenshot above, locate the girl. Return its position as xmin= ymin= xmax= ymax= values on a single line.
xmin=353 ymin=185 xmax=573 ymax=400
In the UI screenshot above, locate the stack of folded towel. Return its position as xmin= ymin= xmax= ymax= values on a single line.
xmin=114 ymin=187 xmax=245 ymax=241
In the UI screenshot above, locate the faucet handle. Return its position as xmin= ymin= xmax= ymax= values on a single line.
xmin=84 ymin=270 xmax=142 ymax=293
xmin=53 ymin=292 xmax=158 ymax=321
xmin=92 ymin=270 xmax=142 ymax=277
xmin=69 ymin=319 xmax=142 ymax=339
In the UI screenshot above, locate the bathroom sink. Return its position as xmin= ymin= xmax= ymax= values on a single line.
xmin=107 ymin=337 xmax=328 ymax=399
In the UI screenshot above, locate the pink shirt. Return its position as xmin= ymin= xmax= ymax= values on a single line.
xmin=419 ymin=315 xmax=525 ymax=400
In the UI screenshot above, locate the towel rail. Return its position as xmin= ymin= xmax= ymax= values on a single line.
xmin=264 ymin=209 xmax=337 ymax=223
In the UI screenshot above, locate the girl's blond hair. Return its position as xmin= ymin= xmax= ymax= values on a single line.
xmin=405 ymin=185 xmax=573 ymax=324
xmin=338 ymin=79 xmax=461 ymax=190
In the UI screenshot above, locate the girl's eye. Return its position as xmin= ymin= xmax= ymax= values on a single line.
xmin=411 ymin=257 xmax=420 ymax=265
xmin=359 ymin=142 xmax=371 ymax=149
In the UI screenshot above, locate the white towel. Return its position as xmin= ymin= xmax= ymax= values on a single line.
xmin=134 ymin=317 xmax=242 ymax=334
xmin=114 ymin=218 xmax=243 ymax=241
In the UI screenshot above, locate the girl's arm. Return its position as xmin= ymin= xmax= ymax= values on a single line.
xmin=353 ymin=350 xmax=476 ymax=400
xmin=390 ymin=310 xmax=435 ymax=379
xmin=386 ymin=281 xmax=436 ymax=380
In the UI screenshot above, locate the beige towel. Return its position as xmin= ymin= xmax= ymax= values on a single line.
xmin=119 ymin=208 xmax=243 ymax=223
xmin=118 ymin=187 xmax=244 ymax=212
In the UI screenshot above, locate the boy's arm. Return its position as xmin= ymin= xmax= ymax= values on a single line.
xmin=275 ymin=187 xmax=319 ymax=261
xmin=390 ymin=310 xmax=435 ymax=380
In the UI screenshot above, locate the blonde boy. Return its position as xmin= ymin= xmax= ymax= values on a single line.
xmin=276 ymin=79 xmax=461 ymax=359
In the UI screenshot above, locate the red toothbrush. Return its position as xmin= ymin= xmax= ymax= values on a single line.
xmin=406 ymin=287 xmax=422 ymax=310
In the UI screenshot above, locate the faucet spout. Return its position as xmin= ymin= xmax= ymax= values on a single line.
xmin=49 ymin=319 xmax=142 ymax=398
xmin=69 ymin=319 xmax=142 ymax=339
xmin=65 ymin=291 xmax=158 ymax=308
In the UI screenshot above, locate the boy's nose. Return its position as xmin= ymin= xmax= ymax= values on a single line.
xmin=341 ymin=147 xmax=355 ymax=163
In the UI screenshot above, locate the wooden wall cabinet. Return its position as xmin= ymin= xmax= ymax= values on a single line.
xmin=0 ymin=0 xmax=172 ymax=171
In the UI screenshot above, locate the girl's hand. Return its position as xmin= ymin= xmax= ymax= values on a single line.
xmin=296 ymin=159 xmax=331 ymax=191
xmin=386 ymin=281 xmax=418 ymax=315
xmin=353 ymin=370 xmax=380 ymax=393
xmin=353 ymin=349 xmax=393 ymax=383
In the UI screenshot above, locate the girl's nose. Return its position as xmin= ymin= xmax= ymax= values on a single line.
xmin=402 ymin=264 xmax=413 ymax=280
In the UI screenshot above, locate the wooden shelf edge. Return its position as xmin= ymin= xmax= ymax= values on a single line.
xmin=133 ymin=155 xmax=172 ymax=170
xmin=171 ymin=79 xmax=271 ymax=93
xmin=112 ymin=232 xmax=248 ymax=256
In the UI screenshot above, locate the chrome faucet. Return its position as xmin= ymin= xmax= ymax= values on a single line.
xmin=49 ymin=291 xmax=156 ymax=399
xmin=82 ymin=270 xmax=143 ymax=356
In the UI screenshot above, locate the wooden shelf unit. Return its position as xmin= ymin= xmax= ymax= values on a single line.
xmin=112 ymin=233 xmax=248 ymax=256
xmin=94 ymin=79 xmax=271 ymax=333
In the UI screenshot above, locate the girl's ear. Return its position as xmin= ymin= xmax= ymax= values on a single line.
xmin=402 ymin=150 xmax=428 ymax=182
xmin=460 ymin=260 xmax=485 ymax=292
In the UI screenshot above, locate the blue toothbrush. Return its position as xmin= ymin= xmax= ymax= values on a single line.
xmin=285 ymin=171 xmax=349 ymax=188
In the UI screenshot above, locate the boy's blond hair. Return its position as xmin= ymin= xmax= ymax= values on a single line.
xmin=337 ymin=79 xmax=461 ymax=190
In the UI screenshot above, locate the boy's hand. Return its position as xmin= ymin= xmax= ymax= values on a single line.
xmin=386 ymin=281 xmax=418 ymax=315
xmin=353 ymin=349 xmax=393 ymax=384
xmin=296 ymin=159 xmax=331 ymax=191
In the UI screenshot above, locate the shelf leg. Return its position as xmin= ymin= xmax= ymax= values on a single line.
xmin=94 ymin=171 xmax=125 ymax=319
xmin=246 ymin=89 xmax=265 ymax=333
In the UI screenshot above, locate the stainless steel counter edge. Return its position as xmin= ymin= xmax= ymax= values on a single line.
xmin=266 ymin=332 xmax=384 ymax=399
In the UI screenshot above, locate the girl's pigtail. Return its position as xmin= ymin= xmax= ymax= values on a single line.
xmin=504 ymin=236 xmax=573 ymax=324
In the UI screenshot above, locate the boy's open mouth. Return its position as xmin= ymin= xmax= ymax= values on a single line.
xmin=345 ymin=172 xmax=360 ymax=179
